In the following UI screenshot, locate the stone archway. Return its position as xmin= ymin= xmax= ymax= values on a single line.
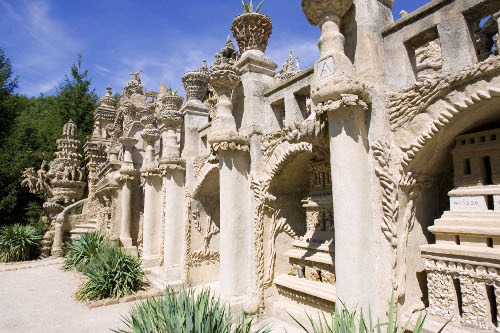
xmin=376 ymin=74 xmax=500 ymax=325
xmin=252 ymin=137 xmax=335 ymax=317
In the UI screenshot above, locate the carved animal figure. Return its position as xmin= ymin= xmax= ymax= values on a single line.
xmin=128 ymin=69 xmax=143 ymax=82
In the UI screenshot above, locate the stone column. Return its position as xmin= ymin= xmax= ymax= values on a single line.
xmin=119 ymin=137 xmax=138 ymax=255
xmin=159 ymin=103 xmax=186 ymax=280
xmin=140 ymin=127 xmax=161 ymax=267
xmin=208 ymin=40 xmax=252 ymax=303
xmin=51 ymin=213 xmax=64 ymax=256
xmin=460 ymin=274 xmax=491 ymax=330
xmin=302 ymin=0 xmax=375 ymax=312
xmin=234 ymin=45 xmax=277 ymax=315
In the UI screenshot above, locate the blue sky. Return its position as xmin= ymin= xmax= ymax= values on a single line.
xmin=0 ymin=0 xmax=430 ymax=98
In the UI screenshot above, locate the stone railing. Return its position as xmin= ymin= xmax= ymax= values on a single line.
xmin=263 ymin=67 xmax=314 ymax=131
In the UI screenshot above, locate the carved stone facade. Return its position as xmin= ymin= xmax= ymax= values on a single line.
xmin=26 ymin=0 xmax=500 ymax=331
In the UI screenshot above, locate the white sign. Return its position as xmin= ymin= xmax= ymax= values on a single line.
xmin=450 ymin=196 xmax=487 ymax=211
xmin=317 ymin=57 xmax=334 ymax=80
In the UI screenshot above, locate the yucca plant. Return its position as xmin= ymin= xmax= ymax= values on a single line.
xmin=242 ymin=0 xmax=264 ymax=13
xmin=0 ymin=224 xmax=42 ymax=262
xmin=76 ymin=244 xmax=146 ymax=301
xmin=63 ymin=231 xmax=108 ymax=272
xmin=291 ymin=292 xmax=448 ymax=333
xmin=115 ymin=287 xmax=271 ymax=333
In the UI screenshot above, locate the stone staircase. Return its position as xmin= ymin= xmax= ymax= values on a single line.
xmin=69 ymin=218 xmax=97 ymax=240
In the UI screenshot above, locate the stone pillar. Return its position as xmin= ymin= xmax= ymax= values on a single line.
xmin=208 ymin=39 xmax=252 ymax=303
xmin=425 ymin=262 xmax=457 ymax=319
xmin=119 ymin=137 xmax=138 ymax=255
xmin=460 ymin=274 xmax=491 ymax=330
xmin=50 ymin=214 xmax=64 ymax=257
xmin=159 ymin=102 xmax=186 ymax=280
xmin=438 ymin=14 xmax=477 ymax=72
xmin=234 ymin=46 xmax=277 ymax=314
xmin=235 ymin=51 xmax=277 ymax=134
xmin=140 ymin=128 xmax=161 ymax=267
xmin=218 ymin=148 xmax=251 ymax=301
xmin=302 ymin=0 xmax=375 ymax=312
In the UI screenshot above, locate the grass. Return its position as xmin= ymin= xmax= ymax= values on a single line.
xmin=0 ymin=224 xmax=42 ymax=262
xmin=114 ymin=287 xmax=271 ymax=333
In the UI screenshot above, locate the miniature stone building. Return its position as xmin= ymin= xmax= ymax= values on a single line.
xmin=27 ymin=0 xmax=500 ymax=331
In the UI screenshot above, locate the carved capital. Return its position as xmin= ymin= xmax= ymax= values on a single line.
xmin=120 ymin=137 xmax=138 ymax=147
xmin=182 ymin=70 xmax=209 ymax=102
xmin=158 ymin=94 xmax=184 ymax=111
xmin=315 ymin=94 xmax=369 ymax=117
xmin=231 ymin=13 xmax=272 ymax=54
xmin=209 ymin=63 xmax=240 ymax=96
xmin=141 ymin=127 xmax=160 ymax=143
xmin=159 ymin=110 xmax=183 ymax=128
xmin=301 ymin=0 xmax=353 ymax=26
xmin=211 ymin=140 xmax=250 ymax=153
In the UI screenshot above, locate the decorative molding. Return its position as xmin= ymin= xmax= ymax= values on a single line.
xmin=399 ymin=83 xmax=500 ymax=168
xmin=388 ymin=55 xmax=500 ymax=132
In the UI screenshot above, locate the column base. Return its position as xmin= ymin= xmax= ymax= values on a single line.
xmin=160 ymin=265 xmax=183 ymax=282
xmin=120 ymin=237 xmax=133 ymax=248
xmin=122 ymin=246 xmax=138 ymax=258
xmin=142 ymin=256 xmax=161 ymax=268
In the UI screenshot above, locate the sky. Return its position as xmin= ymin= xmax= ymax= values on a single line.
xmin=0 ymin=0 xmax=430 ymax=98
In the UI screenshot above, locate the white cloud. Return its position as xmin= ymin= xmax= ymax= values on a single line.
xmin=0 ymin=0 xmax=82 ymax=96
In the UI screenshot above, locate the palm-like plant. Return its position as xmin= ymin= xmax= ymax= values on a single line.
xmin=0 ymin=224 xmax=42 ymax=262
xmin=242 ymin=0 xmax=264 ymax=13
xmin=115 ymin=287 xmax=271 ymax=333
xmin=63 ymin=231 xmax=107 ymax=272
xmin=76 ymin=244 xmax=146 ymax=301
xmin=291 ymin=292 xmax=449 ymax=333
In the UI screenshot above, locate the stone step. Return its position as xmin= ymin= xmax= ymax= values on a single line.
xmin=285 ymin=248 xmax=334 ymax=266
xmin=144 ymin=267 xmax=183 ymax=292
xmin=420 ymin=244 xmax=500 ymax=267
xmin=274 ymin=274 xmax=336 ymax=304
xmin=429 ymin=224 xmax=500 ymax=236
xmin=449 ymin=185 xmax=500 ymax=196
xmin=439 ymin=210 xmax=500 ymax=221
xmin=292 ymin=239 xmax=333 ymax=253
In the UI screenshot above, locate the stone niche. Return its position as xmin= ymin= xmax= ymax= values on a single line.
xmin=274 ymin=158 xmax=336 ymax=312
xmin=188 ymin=169 xmax=221 ymax=286
xmin=421 ymin=128 xmax=500 ymax=332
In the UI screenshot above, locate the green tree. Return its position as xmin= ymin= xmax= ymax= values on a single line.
xmin=0 ymin=47 xmax=19 ymax=145
xmin=0 ymin=54 xmax=97 ymax=227
xmin=55 ymin=54 xmax=98 ymax=142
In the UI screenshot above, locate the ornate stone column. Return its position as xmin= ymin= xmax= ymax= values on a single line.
xmin=208 ymin=39 xmax=252 ymax=303
xmin=302 ymin=0 xmax=375 ymax=311
xmin=140 ymin=125 xmax=162 ymax=267
xmin=119 ymin=137 xmax=138 ymax=256
xmin=182 ymin=64 xmax=211 ymax=155
xmin=158 ymin=95 xmax=186 ymax=279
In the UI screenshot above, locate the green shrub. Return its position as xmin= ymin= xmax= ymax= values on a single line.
xmin=114 ymin=287 xmax=271 ymax=333
xmin=0 ymin=224 xmax=42 ymax=262
xmin=292 ymin=292 xmax=449 ymax=333
xmin=63 ymin=231 xmax=107 ymax=272
xmin=76 ymin=244 xmax=145 ymax=301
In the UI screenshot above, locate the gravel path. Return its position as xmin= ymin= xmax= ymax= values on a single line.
xmin=0 ymin=262 xmax=134 ymax=333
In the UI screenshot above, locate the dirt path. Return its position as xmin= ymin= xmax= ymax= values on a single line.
xmin=0 ymin=261 xmax=134 ymax=333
